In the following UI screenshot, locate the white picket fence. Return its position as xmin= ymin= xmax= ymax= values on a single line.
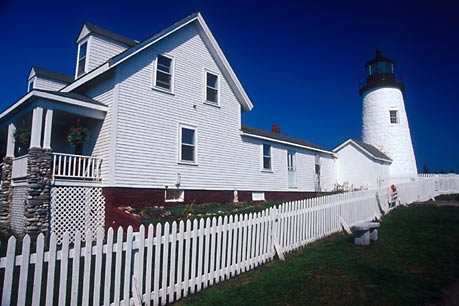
xmin=0 ymin=174 xmax=458 ymax=306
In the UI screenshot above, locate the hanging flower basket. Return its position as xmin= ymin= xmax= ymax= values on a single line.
xmin=67 ymin=119 xmax=89 ymax=154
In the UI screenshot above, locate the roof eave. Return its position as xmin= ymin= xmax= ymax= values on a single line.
xmin=0 ymin=90 xmax=108 ymax=121
xmin=333 ymin=139 xmax=392 ymax=163
xmin=241 ymin=130 xmax=335 ymax=156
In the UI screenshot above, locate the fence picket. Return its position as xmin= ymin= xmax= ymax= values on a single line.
xmin=196 ymin=219 xmax=205 ymax=292
xmin=168 ymin=222 xmax=177 ymax=304
xmin=93 ymin=229 xmax=104 ymax=306
xmin=103 ymin=228 xmax=114 ymax=306
xmin=17 ymin=235 xmax=30 ymax=306
xmin=114 ymin=227 xmax=124 ymax=306
xmin=203 ymin=218 xmax=211 ymax=289
xmin=144 ymin=224 xmax=154 ymax=306
xmin=209 ymin=217 xmax=217 ymax=286
xmin=153 ymin=223 xmax=162 ymax=306
xmin=189 ymin=220 xmax=198 ymax=295
xmin=183 ymin=220 xmax=192 ymax=297
xmin=161 ymin=222 xmax=170 ymax=305
xmin=2 ymin=236 xmax=16 ymax=305
xmin=124 ymin=226 xmax=134 ymax=306
xmin=176 ymin=221 xmax=185 ymax=300
xmin=70 ymin=231 xmax=81 ymax=306
xmin=45 ymin=233 xmax=57 ymax=306
xmin=82 ymin=231 xmax=93 ymax=306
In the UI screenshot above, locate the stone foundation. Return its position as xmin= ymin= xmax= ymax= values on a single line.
xmin=25 ymin=148 xmax=52 ymax=238
xmin=0 ymin=157 xmax=13 ymax=233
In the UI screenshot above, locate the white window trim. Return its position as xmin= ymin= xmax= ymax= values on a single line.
xmin=203 ymin=69 xmax=220 ymax=107
xmin=165 ymin=188 xmax=185 ymax=202
xmin=76 ymin=39 xmax=89 ymax=78
xmin=28 ymin=78 xmax=35 ymax=92
xmin=389 ymin=109 xmax=399 ymax=124
xmin=178 ymin=123 xmax=198 ymax=165
xmin=152 ymin=53 xmax=175 ymax=94
xmin=261 ymin=143 xmax=272 ymax=172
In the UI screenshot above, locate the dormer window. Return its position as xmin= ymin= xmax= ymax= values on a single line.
xmin=77 ymin=41 xmax=88 ymax=77
xmin=28 ymin=80 xmax=34 ymax=92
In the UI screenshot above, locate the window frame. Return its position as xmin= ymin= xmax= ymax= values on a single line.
xmin=165 ymin=188 xmax=185 ymax=202
xmin=153 ymin=53 xmax=175 ymax=94
xmin=262 ymin=144 xmax=272 ymax=171
xmin=389 ymin=110 xmax=399 ymax=124
xmin=178 ymin=124 xmax=198 ymax=165
xmin=28 ymin=79 xmax=35 ymax=92
xmin=77 ymin=40 xmax=88 ymax=77
xmin=204 ymin=70 xmax=220 ymax=106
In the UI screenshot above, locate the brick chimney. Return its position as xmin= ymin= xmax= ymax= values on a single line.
xmin=272 ymin=124 xmax=280 ymax=134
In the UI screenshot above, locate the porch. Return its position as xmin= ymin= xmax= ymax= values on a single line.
xmin=0 ymin=90 xmax=108 ymax=237
xmin=11 ymin=152 xmax=102 ymax=181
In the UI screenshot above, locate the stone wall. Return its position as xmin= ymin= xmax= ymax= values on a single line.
xmin=25 ymin=148 xmax=52 ymax=238
xmin=0 ymin=157 xmax=13 ymax=233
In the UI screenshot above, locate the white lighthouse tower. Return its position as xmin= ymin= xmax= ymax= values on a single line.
xmin=360 ymin=49 xmax=418 ymax=178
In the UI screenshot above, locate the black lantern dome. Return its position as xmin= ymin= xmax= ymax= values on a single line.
xmin=359 ymin=49 xmax=404 ymax=96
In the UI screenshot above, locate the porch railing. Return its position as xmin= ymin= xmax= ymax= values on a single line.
xmin=52 ymin=153 xmax=102 ymax=180
xmin=11 ymin=155 xmax=28 ymax=179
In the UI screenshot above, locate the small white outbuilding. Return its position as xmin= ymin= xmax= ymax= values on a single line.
xmin=334 ymin=139 xmax=392 ymax=190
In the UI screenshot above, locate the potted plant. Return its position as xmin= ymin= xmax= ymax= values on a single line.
xmin=67 ymin=119 xmax=89 ymax=155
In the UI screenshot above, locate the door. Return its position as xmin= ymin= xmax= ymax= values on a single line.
xmin=288 ymin=151 xmax=297 ymax=188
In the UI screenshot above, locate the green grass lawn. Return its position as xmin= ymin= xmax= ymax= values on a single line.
xmin=176 ymin=204 xmax=459 ymax=306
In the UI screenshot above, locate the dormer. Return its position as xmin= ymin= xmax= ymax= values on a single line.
xmin=28 ymin=66 xmax=74 ymax=92
xmin=76 ymin=22 xmax=138 ymax=78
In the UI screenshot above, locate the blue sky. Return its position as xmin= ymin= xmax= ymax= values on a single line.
xmin=0 ymin=0 xmax=457 ymax=173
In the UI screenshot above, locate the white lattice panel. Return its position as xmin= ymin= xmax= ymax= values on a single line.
xmin=11 ymin=185 xmax=27 ymax=235
xmin=50 ymin=186 xmax=105 ymax=243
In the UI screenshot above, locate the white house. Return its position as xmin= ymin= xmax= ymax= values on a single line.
xmin=334 ymin=138 xmax=391 ymax=189
xmin=0 ymin=13 xmax=338 ymax=237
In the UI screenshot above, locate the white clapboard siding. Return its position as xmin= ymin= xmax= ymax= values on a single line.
xmin=1 ymin=175 xmax=458 ymax=305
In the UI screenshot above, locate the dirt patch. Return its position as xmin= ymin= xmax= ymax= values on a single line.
xmin=425 ymin=281 xmax=459 ymax=306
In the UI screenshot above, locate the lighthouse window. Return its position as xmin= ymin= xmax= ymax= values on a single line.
xmin=390 ymin=110 xmax=399 ymax=124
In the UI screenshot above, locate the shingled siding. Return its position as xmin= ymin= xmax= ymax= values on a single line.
xmin=108 ymin=24 xmax=335 ymax=194
xmin=33 ymin=78 xmax=67 ymax=91
xmin=85 ymin=79 xmax=115 ymax=182
xmin=86 ymin=34 xmax=129 ymax=72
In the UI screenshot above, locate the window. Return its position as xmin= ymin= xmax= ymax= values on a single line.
xmin=180 ymin=126 xmax=196 ymax=163
xmin=77 ymin=41 xmax=88 ymax=77
xmin=155 ymin=54 xmax=173 ymax=91
xmin=390 ymin=110 xmax=399 ymax=124
xmin=28 ymin=80 xmax=34 ymax=92
xmin=206 ymin=72 xmax=219 ymax=104
xmin=165 ymin=188 xmax=184 ymax=202
xmin=263 ymin=144 xmax=271 ymax=170
xmin=315 ymin=154 xmax=321 ymax=175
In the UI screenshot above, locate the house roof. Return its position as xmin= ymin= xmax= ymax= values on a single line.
xmin=333 ymin=138 xmax=392 ymax=163
xmin=62 ymin=12 xmax=254 ymax=112
xmin=0 ymin=89 xmax=108 ymax=124
xmin=39 ymin=90 xmax=106 ymax=107
xmin=240 ymin=125 xmax=334 ymax=155
xmin=29 ymin=66 xmax=74 ymax=83
xmin=81 ymin=22 xmax=138 ymax=47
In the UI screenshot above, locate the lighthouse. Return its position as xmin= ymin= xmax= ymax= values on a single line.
xmin=360 ymin=49 xmax=418 ymax=178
